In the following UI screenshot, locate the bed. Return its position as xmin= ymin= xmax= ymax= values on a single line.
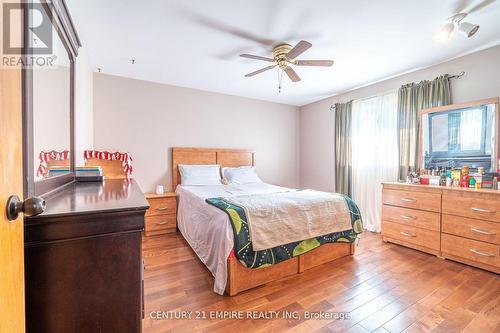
xmin=172 ymin=147 xmax=362 ymax=296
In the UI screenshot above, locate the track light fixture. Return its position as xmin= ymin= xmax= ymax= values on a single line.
xmin=437 ymin=13 xmax=479 ymax=41
xmin=457 ymin=21 xmax=480 ymax=37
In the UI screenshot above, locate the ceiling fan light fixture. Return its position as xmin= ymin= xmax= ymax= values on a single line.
xmin=458 ymin=22 xmax=480 ymax=38
xmin=241 ymin=40 xmax=333 ymax=92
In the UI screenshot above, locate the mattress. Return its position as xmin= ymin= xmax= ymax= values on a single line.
xmin=176 ymin=183 xmax=290 ymax=295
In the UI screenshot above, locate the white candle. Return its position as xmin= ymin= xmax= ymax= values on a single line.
xmin=155 ymin=185 xmax=164 ymax=195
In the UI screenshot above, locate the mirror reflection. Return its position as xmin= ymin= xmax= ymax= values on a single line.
xmin=33 ymin=6 xmax=71 ymax=181
xmin=421 ymin=103 xmax=496 ymax=171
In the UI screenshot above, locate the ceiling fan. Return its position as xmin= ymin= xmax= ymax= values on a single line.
xmin=240 ymin=40 xmax=334 ymax=85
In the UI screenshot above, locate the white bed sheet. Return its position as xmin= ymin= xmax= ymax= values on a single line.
xmin=176 ymin=183 xmax=290 ymax=294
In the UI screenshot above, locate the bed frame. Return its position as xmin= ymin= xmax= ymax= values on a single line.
xmin=172 ymin=147 xmax=355 ymax=296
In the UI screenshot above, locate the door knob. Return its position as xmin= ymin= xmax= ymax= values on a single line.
xmin=6 ymin=195 xmax=46 ymax=221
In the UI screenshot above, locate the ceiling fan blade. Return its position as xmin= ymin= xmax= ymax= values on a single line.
xmin=454 ymin=0 xmax=470 ymax=13
xmin=467 ymin=0 xmax=496 ymax=14
xmin=284 ymin=67 xmax=301 ymax=82
xmin=294 ymin=60 xmax=334 ymax=67
xmin=245 ymin=65 xmax=277 ymax=77
xmin=287 ymin=40 xmax=312 ymax=59
xmin=184 ymin=11 xmax=277 ymax=46
xmin=240 ymin=54 xmax=275 ymax=62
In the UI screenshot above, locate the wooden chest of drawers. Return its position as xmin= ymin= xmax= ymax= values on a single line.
xmin=382 ymin=185 xmax=441 ymax=256
xmin=144 ymin=192 xmax=177 ymax=236
xmin=25 ymin=180 xmax=148 ymax=333
xmin=441 ymin=190 xmax=500 ymax=274
xmin=382 ymin=182 xmax=500 ymax=274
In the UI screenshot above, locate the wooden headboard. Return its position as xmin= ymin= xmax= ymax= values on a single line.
xmin=172 ymin=147 xmax=255 ymax=189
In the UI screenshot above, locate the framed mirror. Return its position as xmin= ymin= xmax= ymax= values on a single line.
xmin=419 ymin=97 xmax=499 ymax=172
xmin=23 ymin=0 xmax=81 ymax=196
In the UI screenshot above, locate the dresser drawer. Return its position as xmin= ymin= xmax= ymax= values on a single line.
xmin=145 ymin=214 xmax=177 ymax=235
xmin=442 ymin=214 xmax=500 ymax=245
xmin=442 ymin=194 xmax=500 ymax=223
xmin=382 ymin=205 xmax=440 ymax=231
xmin=442 ymin=233 xmax=500 ymax=268
xmin=382 ymin=220 xmax=440 ymax=251
xmin=382 ymin=189 xmax=441 ymax=212
xmin=146 ymin=196 xmax=176 ymax=216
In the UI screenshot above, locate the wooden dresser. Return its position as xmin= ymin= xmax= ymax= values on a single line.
xmin=144 ymin=192 xmax=177 ymax=236
xmin=382 ymin=182 xmax=500 ymax=274
xmin=24 ymin=180 xmax=149 ymax=333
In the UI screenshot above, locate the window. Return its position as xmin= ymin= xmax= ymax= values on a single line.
xmin=351 ymin=91 xmax=398 ymax=232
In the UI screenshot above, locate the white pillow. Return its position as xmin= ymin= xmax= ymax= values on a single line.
xmin=178 ymin=164 xmax=221 ymax=186
xmin=222 ymin=166 xmax=262 ymax=185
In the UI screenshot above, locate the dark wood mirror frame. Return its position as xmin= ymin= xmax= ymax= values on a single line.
xmin=22 ymin=0 xmax=81 ymax=196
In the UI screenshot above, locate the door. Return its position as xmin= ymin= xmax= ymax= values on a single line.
xmin=0 ymin=0 xmax=25 ymax=330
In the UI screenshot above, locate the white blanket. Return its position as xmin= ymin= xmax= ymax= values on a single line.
xmin=176 ymin=183 xmax=290 ymax=294
xmin=226 ymin=190 xmax=351 ymax=251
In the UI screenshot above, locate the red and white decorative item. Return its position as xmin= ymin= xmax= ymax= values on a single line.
xmin=37 ymin=150 xmax=70 ymax=177
xmin=83 ymin=150 xmax=133 ymax=177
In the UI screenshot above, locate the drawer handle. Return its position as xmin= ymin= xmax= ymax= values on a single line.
xmin=471 ymin=207 xmax=496 ymax=214
xmin=155 ymin=221 xmax=169 ymax=225
xmin=400 ymin=215 xmax=416 ymax=220
xmin=470 ymin=227 xmax=496 ymax=236
xmin=400 ymin=231 xmax=416 ymax=237
xmin=469 ymin=248 xmax=495 ymax=257
xmin=155 ymin=207 xmax=169 ymax=212
xmin=400 ymin=198 xmax=416 ymax=203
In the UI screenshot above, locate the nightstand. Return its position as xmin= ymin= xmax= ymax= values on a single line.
xmin=144 ymin=192 xmax=177 ymax=236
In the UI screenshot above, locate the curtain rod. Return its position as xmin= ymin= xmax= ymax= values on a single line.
xmin=329 ymin=71 xmax=466 ymax=111
xmin=448 ymin=71 xmax=465 ymax=80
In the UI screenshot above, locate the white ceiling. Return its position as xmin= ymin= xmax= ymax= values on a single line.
xmin=66 ymin=0 xmax=500 ymax=106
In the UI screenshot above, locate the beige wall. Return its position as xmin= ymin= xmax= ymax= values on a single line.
xmin=300 ymin=45 xmax=500 ymax=191
xmin=93 ymin=73 xmax=300 ymax=192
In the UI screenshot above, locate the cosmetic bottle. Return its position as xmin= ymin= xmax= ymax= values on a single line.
xmin=445 ymin=169 xmax=452 ymax=187
xmin=469 ymin=177 xmax=476 ymax=189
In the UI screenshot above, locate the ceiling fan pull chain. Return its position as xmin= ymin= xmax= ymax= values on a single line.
xmin=278 ymin=68 xmax=284 ymax=93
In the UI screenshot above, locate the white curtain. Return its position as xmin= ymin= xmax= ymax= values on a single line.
xmin=351 ymin=92 xmax=399 ymax=232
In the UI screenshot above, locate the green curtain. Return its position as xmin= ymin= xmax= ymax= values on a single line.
xmin=334 ymin=101 xmax=352 ymax=196
xmin=397 ymin=75 xmax=451 ymax=180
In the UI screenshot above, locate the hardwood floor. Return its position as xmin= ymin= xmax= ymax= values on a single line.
xmin=142 ymin=232 xmax=500 ymax=333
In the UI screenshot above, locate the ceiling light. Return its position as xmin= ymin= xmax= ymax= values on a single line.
xmin=436 ymin=22 xmax=455 ymax=41
xmin=458 ymin=22 xmax=480 ymax=38
xmin=436 ymin=12 xmax=480 ymax=42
